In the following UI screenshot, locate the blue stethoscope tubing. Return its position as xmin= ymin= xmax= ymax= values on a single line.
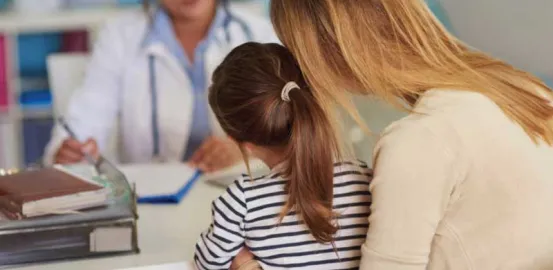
xmin=147 ymin=0 xmax=252 ymax=160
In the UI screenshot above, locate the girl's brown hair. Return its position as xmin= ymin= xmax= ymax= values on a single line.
xmin=270 ymin=0 xmax=553 ymax=144
xmin=209 ymin=42 xmax=340 ymax=243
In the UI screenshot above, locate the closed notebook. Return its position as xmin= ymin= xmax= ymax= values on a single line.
xmin=0 ymin=167 xmax=109 ymax=220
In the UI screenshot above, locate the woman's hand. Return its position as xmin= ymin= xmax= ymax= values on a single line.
xmin=231 ymin=248 xmax=257 ymax=270
xmin=54 ymin=138 xmax=99 ymax=164
xmin=189 ymin=136 xmax=242 ymax=173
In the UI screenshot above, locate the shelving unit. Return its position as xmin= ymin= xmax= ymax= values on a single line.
xmin=0 ymin=6 xmax=139 ymax=169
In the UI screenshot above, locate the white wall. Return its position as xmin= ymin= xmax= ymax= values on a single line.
xmin=439 ymin=0 xmax=553 ymax=79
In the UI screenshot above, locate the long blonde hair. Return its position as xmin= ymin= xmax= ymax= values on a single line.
xmin=270 ymin=0 xmax=553 ymax=144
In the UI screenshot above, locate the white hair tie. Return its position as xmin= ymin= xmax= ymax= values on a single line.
xmin=281 ymin=81 xmax=300 ymax=102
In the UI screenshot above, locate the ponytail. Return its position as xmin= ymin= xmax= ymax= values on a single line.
xmin=209 ymin=42 xmax=342 ymax=244
xmin=281 ymin=87 xmax=340 ymax=243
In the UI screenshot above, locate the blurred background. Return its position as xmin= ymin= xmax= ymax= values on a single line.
xmin=0 ymin=0 xmax=550 ymax=168
xmin=0 ymin=0 xmax=269 ymax=169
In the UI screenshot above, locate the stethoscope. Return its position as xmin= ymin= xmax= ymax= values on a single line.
xmin=147 ymin=0 xmax=253 ymax=161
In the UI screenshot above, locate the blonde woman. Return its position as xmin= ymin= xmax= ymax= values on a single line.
xmin=230 ymin=0 xmax=553 ymax=269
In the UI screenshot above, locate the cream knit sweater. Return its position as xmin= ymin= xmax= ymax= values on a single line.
xmin=360 ymin=89 xmax=553 ymax=270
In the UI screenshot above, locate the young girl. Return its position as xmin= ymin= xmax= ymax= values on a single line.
xmin=194 ymin=43 xmax=372 ymax=270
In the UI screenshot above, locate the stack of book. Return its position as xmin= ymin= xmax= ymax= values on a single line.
xmin=0 ymin=158 xmax=139 ymax=267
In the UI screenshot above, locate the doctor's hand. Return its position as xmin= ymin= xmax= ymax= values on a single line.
xmin=188 ymin=136 xmax=242 ymax=173
xmin=54 ymin=138 xmax=99 ymax=164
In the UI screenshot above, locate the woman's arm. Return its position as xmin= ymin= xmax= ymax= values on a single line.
xmin=360 ymin=121 xmax=464 ymax=269
xmin=195 ymin=180 xmax=248 ymax=270
xmin=44 ymin=20 xmax=127 ymax=164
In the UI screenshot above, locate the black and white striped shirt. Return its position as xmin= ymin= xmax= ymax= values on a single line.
xmin=195 ymin=161 xmax=373 ymax=270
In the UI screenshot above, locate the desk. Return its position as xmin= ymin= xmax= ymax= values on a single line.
xmin=16 ymin=171 xmax=225 ymax=270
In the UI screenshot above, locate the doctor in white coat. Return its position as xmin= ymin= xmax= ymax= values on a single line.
xmin=44 ymin=0 xmax=279 ymax=172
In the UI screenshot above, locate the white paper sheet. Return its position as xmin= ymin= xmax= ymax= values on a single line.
xmin=117 ymin=262 xmax=194 ymax=270
xmin=90 ymin=227 xmax=133 ymax=252
xmin=119 ymin=164 xmax=197 ymax=197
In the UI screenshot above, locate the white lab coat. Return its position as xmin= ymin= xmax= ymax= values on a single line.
xmin=44 ymin=8 xmax=279 ymax=164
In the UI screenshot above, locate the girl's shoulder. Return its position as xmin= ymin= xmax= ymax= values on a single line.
xmin=334 ymin=160 xmax=371 ymax=171
xmin=332 ymin=160 xmax=373 ymax=186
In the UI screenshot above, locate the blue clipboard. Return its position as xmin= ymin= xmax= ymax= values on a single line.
xmin=137 ymin=170 xmax=203 ymax=204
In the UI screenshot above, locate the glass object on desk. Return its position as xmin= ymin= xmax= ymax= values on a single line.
xmin=0 ymin=157 xmax=138 ymax=267
xmin=0 ymin=168 xmax=19 ymax=176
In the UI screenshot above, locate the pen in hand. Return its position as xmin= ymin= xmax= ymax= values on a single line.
xmin=57 ymin=117 xmax=98 ymax=167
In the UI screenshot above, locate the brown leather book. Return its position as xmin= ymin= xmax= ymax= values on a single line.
xmin=0 ymin=167 xmax=106 ymax=220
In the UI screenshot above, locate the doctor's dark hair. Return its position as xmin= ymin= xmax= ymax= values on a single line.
xmin=209 ymin=42 xmax=340 ymax=243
